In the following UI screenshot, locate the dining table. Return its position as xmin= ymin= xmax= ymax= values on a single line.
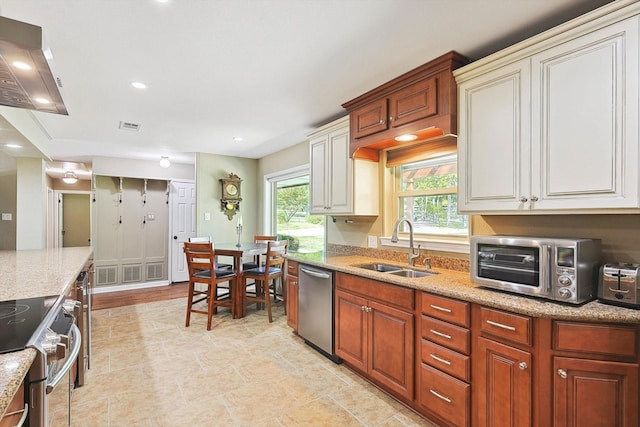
xmin=214 ymin=241 xmax=268 ymax=318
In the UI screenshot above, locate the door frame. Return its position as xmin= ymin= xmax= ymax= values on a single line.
xmin=53 ymin=189 xmax=92 ymax=248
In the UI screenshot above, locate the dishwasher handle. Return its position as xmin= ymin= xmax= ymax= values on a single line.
xmin=300 ymin=267 xmax=331 ymax=280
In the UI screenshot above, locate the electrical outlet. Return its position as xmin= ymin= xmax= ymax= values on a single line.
xmin=1 ymin=213 xmax=11 ymax=221
xmin=367 ymin=235 xmax=377 ymax=248
xmin=204 ymin=212 xmax=211 ymax=221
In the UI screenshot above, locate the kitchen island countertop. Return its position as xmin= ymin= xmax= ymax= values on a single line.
xmin=0 ymin=246 xmax=92 ymax=419
xmin=288 ymin=253 xmax=640 ymax=324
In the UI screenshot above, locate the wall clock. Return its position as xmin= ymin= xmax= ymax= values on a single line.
xmin=219 ymin=172 xmax=242 ymax=220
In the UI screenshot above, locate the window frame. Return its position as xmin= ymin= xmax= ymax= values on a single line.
xmin=381 ymin=149 xmax=470 ymax=254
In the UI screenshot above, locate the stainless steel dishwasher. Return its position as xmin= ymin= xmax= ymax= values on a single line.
xmin=298 ymin=264 xmax=341 ymax=363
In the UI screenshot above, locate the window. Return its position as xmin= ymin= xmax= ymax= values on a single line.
xmin=271 ymin=174 xmax=324 ymax=255
xmin=394 ymin=154 xmax=468 ymax=238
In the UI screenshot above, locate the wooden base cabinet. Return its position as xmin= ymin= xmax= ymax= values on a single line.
xmin=285 ymin=260 xmax=298 ymax=331
xmin=334 ymin=273 xmax=415 ymax=400
xmin=553 ymin=357 xmax=638 ymax=427
xmin=476 ymin=337 xmax=532 ymax=427
xmin=551 ymin=321 xmax=640 ymax=427
xmin=474 ymin=306 xmax=534 ymax=427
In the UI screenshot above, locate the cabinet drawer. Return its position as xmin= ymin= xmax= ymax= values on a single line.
xmin=336 ymin=272 xmax=414 ymax=311
xmin=421 ymin=339 xmax=470 ymax=382
xmin=0 ymin=380 xmax=25 ymax=427
xmin=422 ymin=316 xmax=470 ymax=354
xmin=287 ymin=260 xmax=298 ymax=277
xmin=479 ymin=306 xmax=532 ymax=346
xmin=419 ymin=364 xmax=470 ymax=427
xmin=553 ymin=321 xmax=638 ymax=358
xmin=421 ymin=293 xmax=470 ymax=327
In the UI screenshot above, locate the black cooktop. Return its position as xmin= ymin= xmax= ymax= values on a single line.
xmin=0 ymin=295 xmax=59 ymax=354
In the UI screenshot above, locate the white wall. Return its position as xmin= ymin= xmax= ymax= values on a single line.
xmin=16 ymin=158 xmax=46 ymax=249
xmin=93 ymin=156 xmax=194 ymax=181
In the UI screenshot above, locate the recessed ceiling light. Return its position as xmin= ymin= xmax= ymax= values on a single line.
xmin=5 ymin=143 xmax=22 ymax=148
xmin=156 ymin=0 xmax=170 ymax=3
xmin=159 ymin=156 xmax=171 ymax=168
xmin=131 ymin=81 xmax=147 ymax=89
xmin=12 ymin=61 xmax=32 ymax=71
xmin=233 ymin=137 xmax=243 ymax=142
xmin=394 ymin=134 xmax=418 ymax=142
xmin=34 ymin=97 xmax=50 ymax=104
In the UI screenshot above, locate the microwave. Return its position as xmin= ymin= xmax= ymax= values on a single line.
xmin=470 ymin=236 xmax=601 ymax=304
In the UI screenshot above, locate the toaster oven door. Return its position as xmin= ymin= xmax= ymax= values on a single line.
xmin=476 ymin=244 xmax=541 ymax=287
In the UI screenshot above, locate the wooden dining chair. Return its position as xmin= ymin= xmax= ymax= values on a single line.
xmin=242 ymin=240 xmax=288 ymax=322
xmin=183 ymin=241 xmax=237 ymax=330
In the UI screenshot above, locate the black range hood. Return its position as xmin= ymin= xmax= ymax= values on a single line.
xmin=0 ymin=15 xmax=68 ymax=115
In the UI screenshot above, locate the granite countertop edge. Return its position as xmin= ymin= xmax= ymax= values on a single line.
xmin=0 ymin=349 xmax=36 ymax=419
xmin=288 ymin=254 xmax=640 ymax=324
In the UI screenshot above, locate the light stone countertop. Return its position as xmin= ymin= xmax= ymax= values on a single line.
xmin=290 ymin=254 xmax=640 ymax=324
xmin=0 ymin=247 xmax=93 ymax=419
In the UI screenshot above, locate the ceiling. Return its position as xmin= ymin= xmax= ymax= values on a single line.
xmin=0 ymin=0 xmax=614 ymax=168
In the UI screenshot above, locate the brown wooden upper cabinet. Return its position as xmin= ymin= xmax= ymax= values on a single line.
xmin=342 ymin=51 xmax=469 ymax=161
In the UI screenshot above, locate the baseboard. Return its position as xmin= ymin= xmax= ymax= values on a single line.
xmin=93 ymin=280 xmax=171 ymax=294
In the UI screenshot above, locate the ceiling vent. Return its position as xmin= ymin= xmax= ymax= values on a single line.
xmin=119 ymin=121 xmax=142 ymax=131
xmin=0 ymin=16 xmax=68 ymax=115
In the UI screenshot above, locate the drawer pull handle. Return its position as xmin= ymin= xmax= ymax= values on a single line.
xmin=430 ymin=304 xmax=452 ymax=313
xmin=429 ymin=389 xmax=452 ymax=403
xmin=486 ymin=320 xmax=516 ymax=331
xmin=558 ymin=369 xmax=567 ymax=379
xmin=430 ymin=353 xmax=452 ymax=366
xmin=429 ymin=329 xmax=452 ymax=340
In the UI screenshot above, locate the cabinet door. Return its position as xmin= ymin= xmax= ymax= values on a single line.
xmin=334 ymin=290 xmax=368 ymax=372
xmin=309 ymin=135 xmax=328 ymax=214
xmin=327 ymin=127 xmax=353 ymax=214
xmin=389 ymin=76 xmax=437 ymax=128
xmin=458 ymin=59 xmax=531 ymax=212
xmin=368 ymin=299 xmax=414 ymax=400
xmin=530 ymin=17 xmax=639 ymax=210
xmin=352 ymin=98 xmax=388 ymax=139
xmin=286 ymin=275 xmax=298 ymax=331
xmin=553 ymin=357 xmax=638 ymax=427
xmin=476 ymin=337 xmax=532 ymax=427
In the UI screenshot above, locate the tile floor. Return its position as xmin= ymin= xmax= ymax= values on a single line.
xmin=66 ymin=298 xmax=437 ymax=427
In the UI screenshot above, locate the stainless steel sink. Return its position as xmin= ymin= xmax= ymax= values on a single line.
xmin=388 ymin=269 xmax=434 ymax=278
xmin=354 ymin=263 xmax=403 ymax=273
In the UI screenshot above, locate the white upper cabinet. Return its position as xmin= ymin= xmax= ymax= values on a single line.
xmin=456 ymin=2 xmax=640 ymax=213
xmin=309 ymin=116 xmax=379 ymax=215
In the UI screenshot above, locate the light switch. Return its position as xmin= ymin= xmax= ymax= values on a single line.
xmin=204 ymin=212 xmax=211 ymax=221
xmin=367 ymin=235 xmax=377 ymax=248
xmin=1 ymin=213 xmax=12 ymax=221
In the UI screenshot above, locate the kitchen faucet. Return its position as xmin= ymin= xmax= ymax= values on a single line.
xmin=391 ymin=217 xmax=420 ymax=267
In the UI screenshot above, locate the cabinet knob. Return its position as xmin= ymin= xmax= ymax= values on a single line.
xmin=519 ymin=362 xmax=528 ymax=370
xmin=530 ymin=195 xmax=539 ymax=202
xmin=557 ymin=368 xmax=567 ymax=379
xmin=389 ymin=116 xmax=394 ymax=121
xmin=520 ymin=196 xmax=528 ymax=203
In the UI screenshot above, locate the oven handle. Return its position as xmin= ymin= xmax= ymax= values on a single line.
xmin=541 ymin=244 xmax=551 ymax=293
xmin=46 ymin=324 xmax=81 ymax=393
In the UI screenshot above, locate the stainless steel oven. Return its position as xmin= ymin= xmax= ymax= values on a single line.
xmin=26 ymin=296 xmax=81 ymax=427
xmin=471 ymin=235 xmax=601 ymax=304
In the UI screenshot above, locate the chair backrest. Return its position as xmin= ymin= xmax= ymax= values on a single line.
xmin=189 ymin=236 xmax=212 ymax=243
xmin=265 ymin=240 xmax=288 ymax=269
xmin=254 ymin=235 xmax=276 ymax=244
xmin=183 ymin=241 xmax=215 ymax=275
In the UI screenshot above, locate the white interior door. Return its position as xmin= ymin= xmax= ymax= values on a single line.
xmin=170 ymin=181 xmax=196 ymax=283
